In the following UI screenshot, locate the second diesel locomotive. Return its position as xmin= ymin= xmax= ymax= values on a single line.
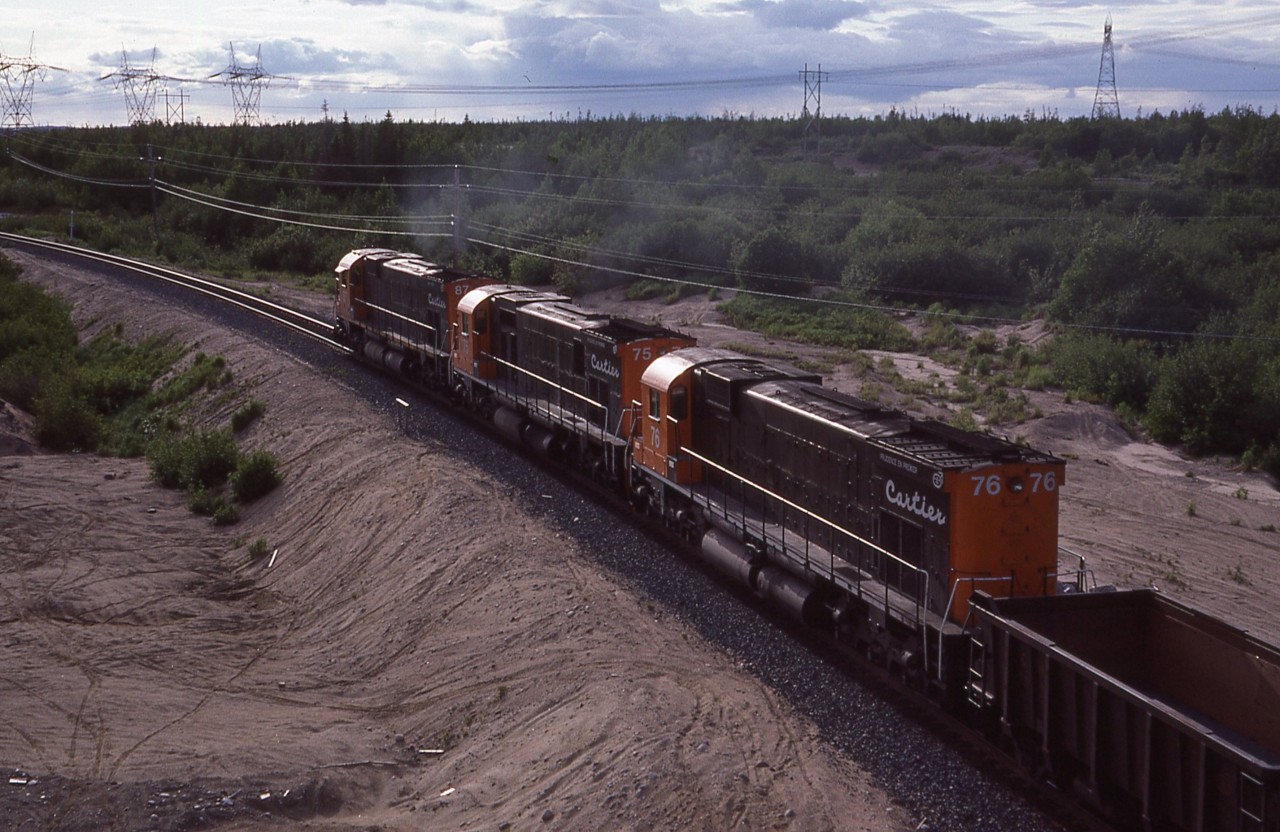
xmin=332 ymin=249 xmax=1280 ymax=831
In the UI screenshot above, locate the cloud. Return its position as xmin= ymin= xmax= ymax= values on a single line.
xmin=733 ymin=0 xmax=869 ymax=31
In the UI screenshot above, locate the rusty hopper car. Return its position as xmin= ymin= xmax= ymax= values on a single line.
xmin=969 ymin=590 xmax=1280 ymax=831
xmin=334 ymin=248 xmax=495 ymax=383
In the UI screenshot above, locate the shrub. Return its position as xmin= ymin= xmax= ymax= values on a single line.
xmin=147 ymin=429 xmax=240 ymax=490
xmin=33 ymin=379 xmax=101 ymax=451
xmin=186 ymin=487 xmax=222 ymax=517
xmin=212 ymin=503 xmax=240 ymax=526
xmin=231 ymin=399 xmax=265 ymax=432
xmin=229 ymin=449 xmax=281 ymax=503
xmin=1039 ymin=334 xmax=1159 ymax=411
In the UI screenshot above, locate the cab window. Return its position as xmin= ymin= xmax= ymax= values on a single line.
xmin=670 ymin=386 xmax=688 ymax=421
xmin=648 ymin=389 xmax=661 ymax=420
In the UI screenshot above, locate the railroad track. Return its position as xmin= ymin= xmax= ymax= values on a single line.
xmin=0 ymin=232 xmax=347 ymax=352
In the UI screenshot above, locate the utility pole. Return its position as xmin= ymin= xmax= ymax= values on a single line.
xmin=1092 ymin=15 xmax=1121 ymax=119
xmin=452 ymin=165 xmax=463 ymax=265
xmin=799 ymin=63 xmax=828 ymax=154
xmin=145 ymin=144 xmax=159 ymax=241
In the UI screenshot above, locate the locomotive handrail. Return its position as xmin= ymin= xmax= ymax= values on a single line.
xmin=681 ymin=446 xmax=932 ymax=675
xmin=1054 ymin=548 xmax=1092 ymax=592
xmin=490 ymin=355 xmax=606 ymax=420
xmin=354 ymin=298 xmax=438 ymax=337
xmin=488 ymin=354 xmax=614 ymax=467
xmin=939 ymin=574 xmax=1013 ymax=682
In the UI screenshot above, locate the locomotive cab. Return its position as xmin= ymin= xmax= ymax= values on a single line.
xmin=634 ymin=351 xmax=704 ymax=483
xmin=452 ymin=285 xmax=554 ymax=381
xmin=334 ymin=248 xmax=402 ymax=331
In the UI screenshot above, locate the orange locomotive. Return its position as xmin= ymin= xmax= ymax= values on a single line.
xmin=628 ymin=347 xmax=1067 ymax=693
xmin=451 ymin=283 xmax=694 ymax=484
xmin=334 ymin=248 xmax=496 ymax=384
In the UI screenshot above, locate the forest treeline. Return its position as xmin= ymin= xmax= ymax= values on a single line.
xmin=0 ymin=107 xmax=1277 ymax=475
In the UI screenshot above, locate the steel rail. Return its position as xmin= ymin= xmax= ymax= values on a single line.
xmin=0 ymin=232 xmax=349 ymax=352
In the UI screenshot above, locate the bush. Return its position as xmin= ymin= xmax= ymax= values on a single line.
xmin=186 ymin=487 xmax=222 ymax=516
xmin=1039 ymin=334 xmax=1159 ymax=411
xmin=212 ymin=503 xmax=240 ymax=526
xmin=147 ymin=429 xmax=240 ymax=490
xmin=33 ymin=379 xmax=101 ymax=451
xmin=230 ymin=399 xmax=265 ymax=432
xmin=229 ymin=449 xmax=281 ymax=503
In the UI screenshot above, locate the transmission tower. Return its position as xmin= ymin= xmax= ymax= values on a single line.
xmin=101 ymin=48 xmax=164 ymax=124
xmin=0 ymin=37 xmax=65 ymax=129
xmin=1092 ymin=15 xmax=1120 ymax=119
xmin=162 ymin=87 xmax=188 ymax=125
xmin=799 ymin=63 xmax=828 ymax=153
xmin=211 ymin=44 xmax=271 ymax=126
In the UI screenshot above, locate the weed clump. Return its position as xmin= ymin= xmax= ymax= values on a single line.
xmin=229 ymin=450 xmax=281 ymax=503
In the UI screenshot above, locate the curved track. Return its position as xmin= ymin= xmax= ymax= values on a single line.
xmin=0 ymin=232 xmax=346 ymax=351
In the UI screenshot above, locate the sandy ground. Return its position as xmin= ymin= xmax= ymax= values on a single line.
xmin=0 ymin=252 xmax=908 ymax=831
xmin=2 ymin=252 xmax=1278 ymax=831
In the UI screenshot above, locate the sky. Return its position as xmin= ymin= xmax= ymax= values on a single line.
xmin=5 ymin=0 xmax=1280 ymax=127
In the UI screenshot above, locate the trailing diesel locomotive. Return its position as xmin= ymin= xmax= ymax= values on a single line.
xmin=333 ymin=248 xmax=1280 ymax=832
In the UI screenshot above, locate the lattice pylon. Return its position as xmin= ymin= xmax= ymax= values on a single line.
xmin=1092 ymin=15 xmax=1121 ymax=119
xmin=103 ymin=47 xmax=163 ymax=124
xmin=0 ymin=38 xmax=62 ymax=129
xmin=163 ymin=87 xmax=188 ymax=125
xmin=214 ymin=43 xmax=271 ymax=126
xmin=799 ymin=63 xmax=828 ymax=153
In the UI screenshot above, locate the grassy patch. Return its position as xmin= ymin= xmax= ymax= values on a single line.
xmin=1 ymin=254 xmax=282 ymax=523
xmin=720 ymin=293 xmax=915 ymax=352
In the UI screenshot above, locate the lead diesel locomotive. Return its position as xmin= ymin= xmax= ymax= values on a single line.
xmin=334 ymin=249 xmax=1280 ymax=832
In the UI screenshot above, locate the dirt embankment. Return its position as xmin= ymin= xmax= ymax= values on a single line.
xmin=0 ymin=251 xmax=908 ymax=831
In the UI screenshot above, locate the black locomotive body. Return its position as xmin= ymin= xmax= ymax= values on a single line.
xmin=334 ymin=248 xmax=495 ymax=383
xmin=451 ymin=284 xmax=695 ymax=482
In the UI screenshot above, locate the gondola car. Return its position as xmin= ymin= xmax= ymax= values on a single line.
xmin=969 ymin=590 xmax=1280 ymax=831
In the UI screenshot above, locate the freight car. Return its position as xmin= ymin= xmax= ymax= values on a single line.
xmin=969 ymin=590 xmax=1280 ymax=831
xmin=332 ymin=249 xmax=1280 ymax=831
